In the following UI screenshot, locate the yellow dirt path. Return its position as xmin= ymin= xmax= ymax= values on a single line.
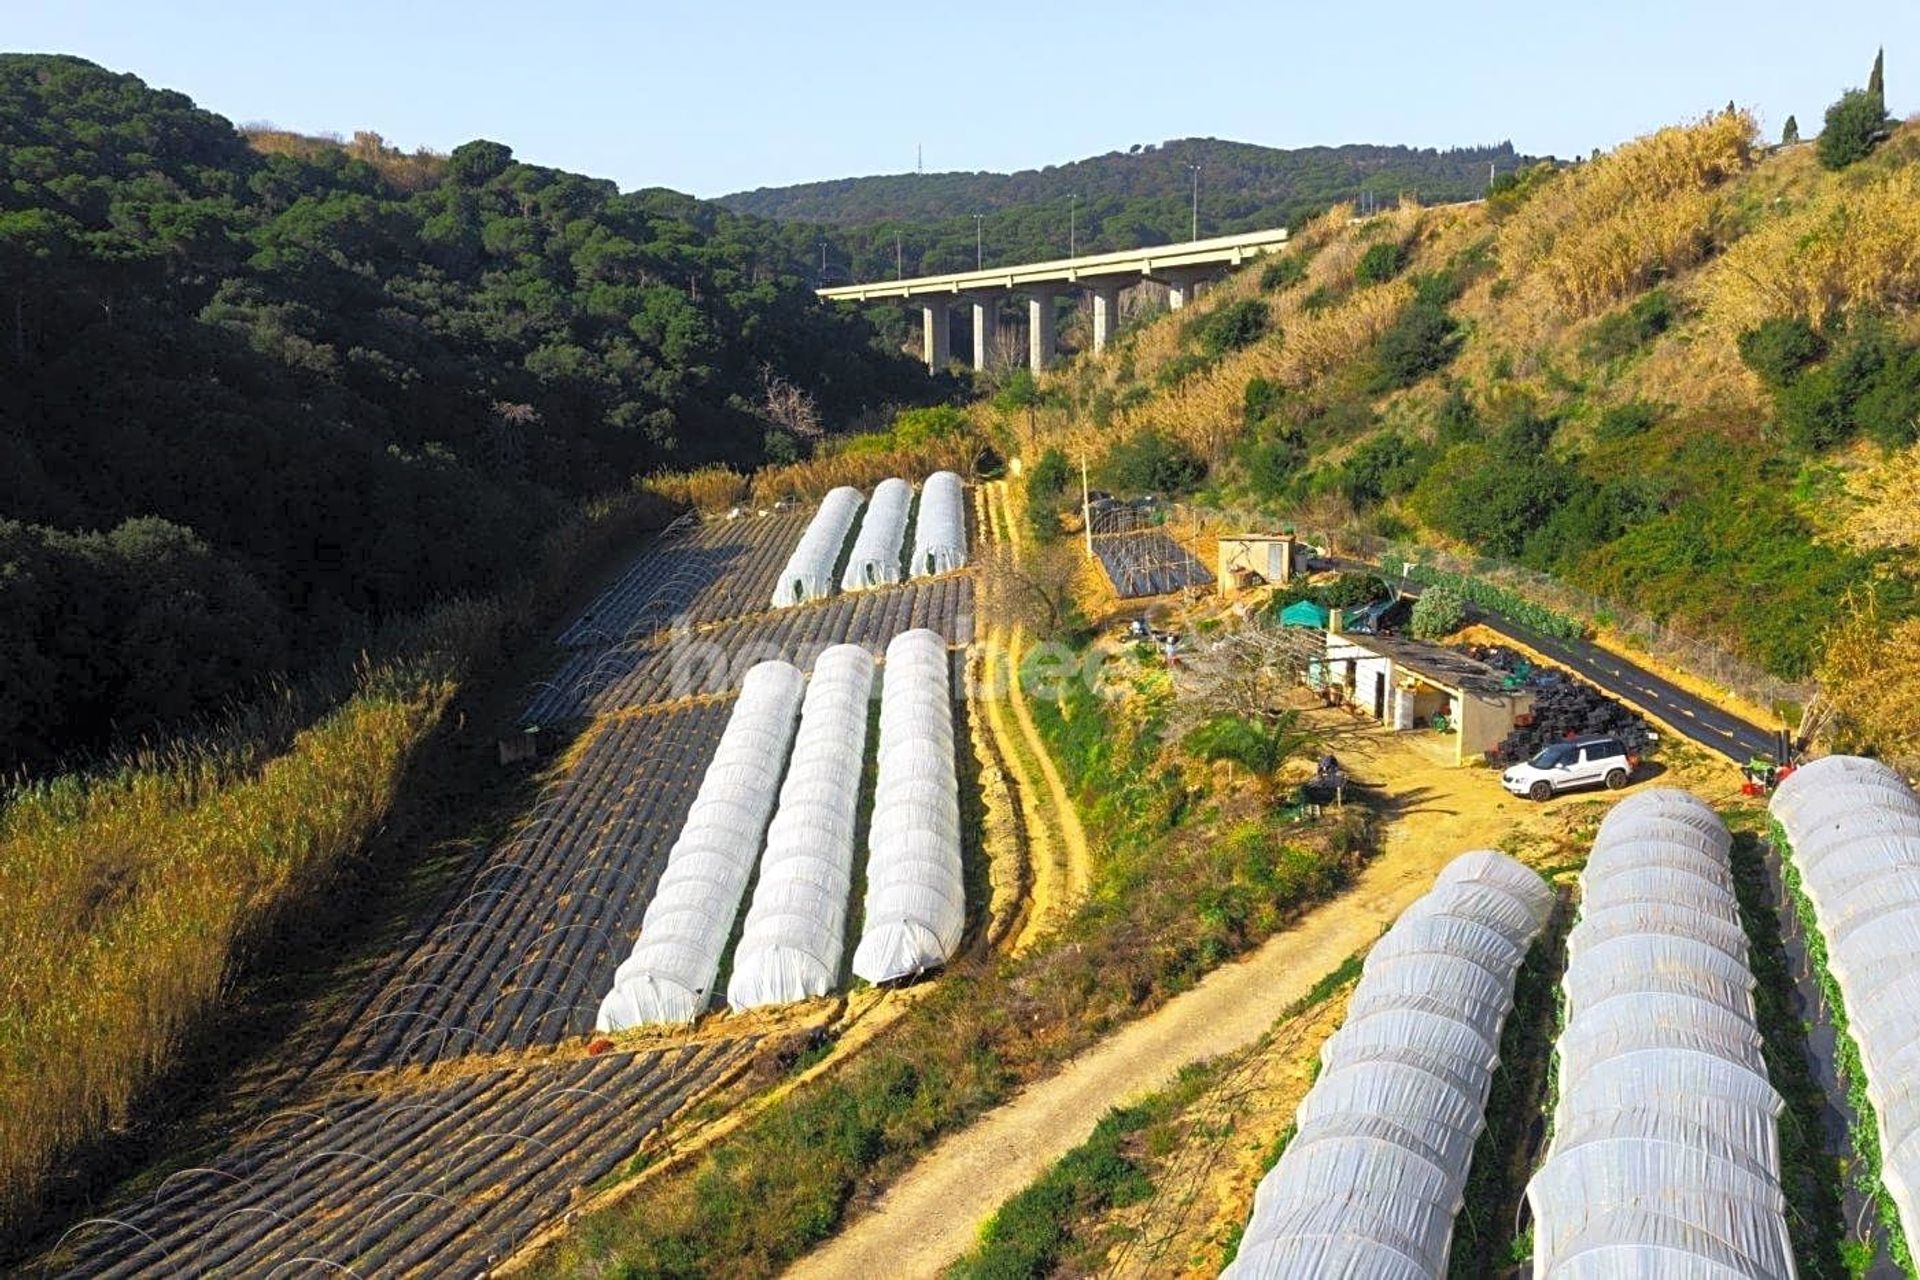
xmin=783 ymin=726 xmax=1572 ymax=1280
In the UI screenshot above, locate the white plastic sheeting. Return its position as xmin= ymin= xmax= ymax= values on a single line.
xmin=851 ymin=628 xmax=964 ymax=982
xmin=771 ymin=486 xmax=864 ymax=607
xmin=1528 ymin=789 xmax=1792 ymax=1280
xmin=595 ymin=662 xmax=805 ymax=1029
xmin=909 ymin=470 xmax=968 ymax=578
xmin=841 ymin=477 xmax=911 ymax=591
xmin=1772 ymin=755 xmax=1920 ymax=1242
xmin=727 ymin=645 xmax=876 ymax=1010
xmin=1222 ymin=850 xmax=1553 ymax=1280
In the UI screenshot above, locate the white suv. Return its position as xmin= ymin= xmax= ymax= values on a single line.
xmin=1502 ymin=735 xmax=1636 ymax=801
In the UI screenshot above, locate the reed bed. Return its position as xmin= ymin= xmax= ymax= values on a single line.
xmin=1499 ymin=111 xmax=1756 ymax=317
xmin=0 ymin=601 xmax=494 ymax=1236
xmin=1706 ymin=166 xmax=1920 ymax=332
xmin=744 ymin=433 xmax=979 ymax=506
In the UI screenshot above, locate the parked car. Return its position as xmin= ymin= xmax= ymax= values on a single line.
xmin=1502 ymin=735 xmax=1636 ymax=801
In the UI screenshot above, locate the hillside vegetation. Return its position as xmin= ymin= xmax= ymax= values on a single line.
xmin=0 ymin=54 xmax=930 ymax=772
xmin=1012 ymin=103 xmax=1920 ymax=758
xmin=726 ymin=138 xmax=1539 ymax=284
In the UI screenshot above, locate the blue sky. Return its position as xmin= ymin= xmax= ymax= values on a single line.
xmin=11 ymin=1 xmax=1915 ymax=197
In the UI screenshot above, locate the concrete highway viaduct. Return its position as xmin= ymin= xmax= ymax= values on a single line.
xmin=816 ymin=226 xmax=1291 ymax=373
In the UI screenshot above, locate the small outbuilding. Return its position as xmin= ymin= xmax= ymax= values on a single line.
xmin=1317 ymin=628 xmax=1533 ymax=765
xmin=1217 ymin=533 xmax=1301 ymax=592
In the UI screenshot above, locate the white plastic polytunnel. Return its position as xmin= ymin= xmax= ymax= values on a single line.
xmin=726 ymin=645 xmax=876 ymax=1010
xmin=771 ymin=486 xmax=864 ymax=607
xmin=909 ymin=470 xmax=968 ymax=578
xmin=1772 ymin=754 xmax=1920 ymax=1241
xmin=1221 ymin=850 xmax=1551 ymax=1280
xmin=1527 ymin=788 xmax=1792 ymax=1280
xmin=841 ymin=477 xmax=911 ymax=591
xmin=851 ymin=628 xmax=964 ymax=983
xmin=595 ymin=661 xmax=805 ymax=1030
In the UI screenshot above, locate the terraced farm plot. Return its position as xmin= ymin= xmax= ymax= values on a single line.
xmin=557 ymin=507 xmax=815 ymax=647
xmin=1090 ymin=531 xmax=1214 ymax=599
xmin=51 ymin=1038 xmax=759 ymax=1279
xmin=525 ymin=575 xmax=976 ymax=723
xmin=332 ymin=701 xmax=734 ymax=1070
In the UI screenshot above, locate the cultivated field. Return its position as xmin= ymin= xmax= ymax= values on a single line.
xmin=49 ymin=1038 xmax=760 ymax=1278
xmin=524 ymin=574 xmax=975 ymax=723
xmin=333 ymin=700 xmax=736 ymax=1068
xmin=42 ymin=493 xmax=988 ymax=1277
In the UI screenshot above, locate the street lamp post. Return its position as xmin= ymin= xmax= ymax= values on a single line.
xmin=1069 ymin=193 xmax=1079 ymax=258
xmin=1188 ymin=164 xmax=1200 ymax=241
xmin=973 ymin=213 xmax=983 ymax=269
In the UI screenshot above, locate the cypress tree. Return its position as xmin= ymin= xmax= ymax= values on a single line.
xmin=1782 ymin=115 xmax=1800 ymax=145
xmin=1869 ymin=47 xmax=1885 ymax=105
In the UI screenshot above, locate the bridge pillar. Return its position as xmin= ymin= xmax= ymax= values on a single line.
xmin=1027 ymin=288 xmax=1057 ymax=373
xmin=970 ymin=296 xmax=999 ymax=371
xmin=1157 ymin=268 xmax=1214 ymax=311
xmin=919 ymin=297 xmax=951 ymax=372
xmin=1090 ymin=283 xmax=1123 ymax=353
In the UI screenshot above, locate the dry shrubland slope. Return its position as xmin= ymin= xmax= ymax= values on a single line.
xmin=1013 ymin=109 xmax=1920 ymax=763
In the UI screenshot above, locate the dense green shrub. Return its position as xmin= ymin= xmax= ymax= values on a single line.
xmin=1409 ymin=582 xmax=1467 ymax=639
xmin=1584 ymin=289 xmax=1675 ymax=362
xmin=1194 ymin=298 xmax=1272 ymax=357
xmin=1260 ymin=252 xmax=1308 ymax=291
xmin=1770 ymin=320 xmax=1920 ymax=452
xmin=1337 ymin=430 xmax=1435 ymax=507
xmin=1028 ymin=447 xmax=1072 ymax=501
xmin=891 ymin=404 xmax=970 ymax=446
xmin=1413 ymin=437 xmax=1575 ymax=562
xmin=1242 ymin=426 xmax=1308 ymax=501
xmin=1593 ymin=400 xmax=1661 ymax=442
xmin=1354 ymin=240 xmax=1410 ymax=286
xmin=1096 ymin=430 xmax=1207 ymax=495
xmin=1737 ymin=316 xmax=1825 ymax=387
xmin=1434 ymin=387 xmax=1481 ymax=445
xmin=1372 ymin=301 xmax=1462 ymax=389
xmin=1243 ymin=375 xmax=1285 ymax=424
xmin=1817 ymin=87 xmax=1889 ymax=170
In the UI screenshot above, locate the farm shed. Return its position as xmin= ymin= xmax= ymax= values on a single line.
xmin=1222 ymin=850 xmax=1552 ymax=1279
xmin=728 ymin=645 xmax=876 ymax=1010
xmin=1528 ymin=790 xmax=1793 ymax=1279
xmin=852 ymin=628 xmax=965 ymax=983
xmin=595 ymin=660 xmax=806 ymax=1029
xmin=841 ymin=477 xmax=910 ymax=591
xmin=771 ymin=486 xmax=864 ymax=607
xmin=910 ymin=471 xmax=968 ymax=577
xmin=1771 ymin=756 xmax=1920 ymax=1241
xmin=1216 ymin=532 xmax=1300 ymax=592
xmin=1321 ymin=630 xmax=1533 ymax=765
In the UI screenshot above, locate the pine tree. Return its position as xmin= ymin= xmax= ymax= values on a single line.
xmin=1869 ymin=47 xmax=1885 ymax=105
xmin=1782 ymin=115 xmax=1800 ymax=145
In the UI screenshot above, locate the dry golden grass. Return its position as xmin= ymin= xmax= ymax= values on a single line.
xmin=639 ymin=465 xmax=750 ymax=515
xmin=1706 ymin=166 xmax=1920 ymax=332
xmin=242 ymin=126 xmax=446 ymax=193
xmin=1817 ymin=589 xmax=1920 ymax=769
xmin=0 ymin=603 xmax=491 ymax=1232
xmin=1835 ymin=441 xmax=1920 ymax=554
xmin=1499 ymin=112 xmax=1756 ymax=317
xmin=745 ymin=434 xmax=978 ymax=506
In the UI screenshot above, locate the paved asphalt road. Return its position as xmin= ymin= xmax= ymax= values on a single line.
xmin=1321 ymin=556 xmax=1780 ymax=764
xmin=1471 ymin=610 xmax=1778 ymax=765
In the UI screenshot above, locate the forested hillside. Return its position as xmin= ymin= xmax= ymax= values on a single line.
xmin=724 ymin=138 xmax=1538 ymax=283
xmin=1011 ymin=95 xmax=1920 ymax=759
xmin=0 ymin=54 xmax=928 ymax=773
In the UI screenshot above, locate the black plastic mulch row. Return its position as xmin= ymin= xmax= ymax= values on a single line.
xmin=531 ymin=574 xmax=976 ymax=723
xmin=64 ymin=1039 xmax=759 ymax=1279
xmin=335 ymin=701 xmax=733 ymax=1070
xmin=555 ymin=508 xmax=815 ymax=649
